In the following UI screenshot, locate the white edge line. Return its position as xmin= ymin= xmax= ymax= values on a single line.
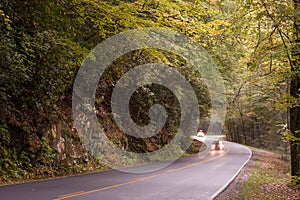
xmin=210 ymin=142 xmax=253 ymax=200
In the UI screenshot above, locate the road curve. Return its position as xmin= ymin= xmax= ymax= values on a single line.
xmin=0 ymin=142 xmax=251 ymax=200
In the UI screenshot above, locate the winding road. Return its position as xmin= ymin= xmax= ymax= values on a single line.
xmin=0 ymin=141 xmax=251 ymax=200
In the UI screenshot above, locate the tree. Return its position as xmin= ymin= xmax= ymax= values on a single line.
xmin=290 ymin=0 xmax=300 ymax=183
xmin=224 ymin=0 xmax=299 ymax=182
xmin=0 ymin=0 xmax=226 ymax=181
xmin=221 ymin=0 xmax=293 ymax=152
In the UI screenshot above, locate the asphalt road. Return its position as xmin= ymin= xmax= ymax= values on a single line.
xmin=0 ymin=141 xmax=252 ymax=200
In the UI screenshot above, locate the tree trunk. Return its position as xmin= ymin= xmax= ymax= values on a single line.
xmin=290 ymin=0 xmax=300 ymax=179
xmin=240 ymin=111 xmax=247 ymax=145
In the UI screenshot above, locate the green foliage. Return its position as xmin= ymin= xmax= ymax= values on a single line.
xmin=1 ymin=0 xmax=297 ymax=183
xmin=285 ymin=130 xmax=300 ymax=142
xmin=290 ymin=175 xmax=300 ymax=186
xmin=38 ymin=137 xmax=56 ymax=167
xmin=1 ymin=0 xmax=221 ymax=182
xmin=223 ymin=0 xmax=295 ymax=152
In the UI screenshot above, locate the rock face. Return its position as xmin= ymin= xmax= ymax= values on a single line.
xmin=48 ymin=121 xmax=86 ymax=163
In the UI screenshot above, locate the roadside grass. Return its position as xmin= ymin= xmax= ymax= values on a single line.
xmin=239 ymin=148 xmax=300 ymax=200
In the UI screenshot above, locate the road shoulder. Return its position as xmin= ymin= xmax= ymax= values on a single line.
xmin=214 ymin=147 xmax=300 ymax=200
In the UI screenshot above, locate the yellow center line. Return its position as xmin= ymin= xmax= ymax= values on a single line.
xmin=57 ymin=191 xmax=86 ymax=199
xmin=54 ymin=150 xmax=227 ymax=200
